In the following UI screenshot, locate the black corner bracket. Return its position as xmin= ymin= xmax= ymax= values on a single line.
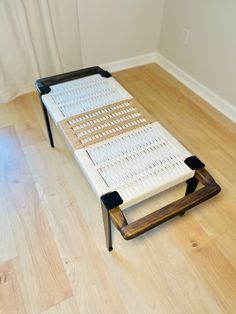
xmin=101 ymin=191 xmax=123 ymax=210
xmin=97 ymin=68 xmax=111 ymax=78
xmin=184 ymin=155 xmax=205 ymax=170
xmin=38 ymin=85 xmax=51 ymax=95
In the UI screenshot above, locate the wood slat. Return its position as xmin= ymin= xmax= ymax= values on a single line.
xmin=0 ymin=126 xmax=72 ymax=313
xmin=0 ymin=258 xmax=27 ymax=314
xmin=173 ymin=215 xmax=236 ymax=313
xmin=23 ymin=141 xmax=128 ymax=314
xmin=0 ymin=187 xmax=17 ymax=264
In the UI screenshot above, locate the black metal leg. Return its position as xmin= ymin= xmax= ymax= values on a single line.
xmin=40 ymin=99 xmax=54 ymax=147
xmin=101 ymin=204 xmax=113 ymax=251
xmin=185 ymin=176 xmax=199 ymax=195
xmin=180 ymin=176 xmax=199 ymax=216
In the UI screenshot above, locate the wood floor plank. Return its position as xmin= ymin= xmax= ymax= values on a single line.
xmin=192 ymin=201 xmax=235 ymax=239
xmin=95 ymin=186 xmax=223 ymax=314
xmin=40 ymin=297 xmax=80 ymax=314
xmin=53 ymin=139 xmax=224 ymax=314
xmin=0 ymin=99 xmax=18 ymax=128
xmin=0 ymin=126 xmax=72 ymax=313
xmin=0 ymin=186 xmax=17 ymax=264
xmin=0 ymin=258 xmax=27 ymax=314
xmin=214 ymin=226 xmax=236 ymax=269
xmin=23 ymin=142 xmax=128 ymax=314
xmin=173 ymin=215 xmax=236 ymax=312
xmin=13 ymin=94 xmax=45 ymax=147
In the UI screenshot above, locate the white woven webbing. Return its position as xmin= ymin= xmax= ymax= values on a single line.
xmin=41 ymin=73 xmax=194 ymax=208
xmin=42 ymin=75 xmax=132 ymax=122
xmin=75 ymin=122 xmax=194 ymax=208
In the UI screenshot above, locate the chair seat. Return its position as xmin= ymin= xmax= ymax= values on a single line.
xmin=74 ymin=122 xmax=194 ymax=208
xmin=42 ymin=74 xmax=132 ymax=122
xmin=40 ymin=71 xmax=194 ymax=208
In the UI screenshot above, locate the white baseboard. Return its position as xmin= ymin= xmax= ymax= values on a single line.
xmin=100 ymin=52 xmax=157 ymax=73
xmin=156 ymin=53 xmax=236 ymax=123
xmin=3 ymin=51 xmax=235 ymax=124
xmin=101 ymin=51 xmax=236 ymax=123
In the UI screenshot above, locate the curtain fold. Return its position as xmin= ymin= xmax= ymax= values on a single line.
xmin=0 ymin=0 xmax=82 ymax=103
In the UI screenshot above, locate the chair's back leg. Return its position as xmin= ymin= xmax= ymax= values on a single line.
xmin=39 ymin=96 xmax=54 ymax=148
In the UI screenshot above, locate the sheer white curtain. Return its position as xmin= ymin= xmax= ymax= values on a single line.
xmin=0 ymin=0 xmax=83 ymax=103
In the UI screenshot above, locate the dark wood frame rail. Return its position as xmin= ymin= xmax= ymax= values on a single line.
xmin=101 ymin=157 xmax=221 ymax=251
xmin=35 ymin=67 xmax=111 ymax=148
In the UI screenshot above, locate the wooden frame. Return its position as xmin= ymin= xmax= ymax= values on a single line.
xmin=101 ymin=166 xmax=221 ymax=251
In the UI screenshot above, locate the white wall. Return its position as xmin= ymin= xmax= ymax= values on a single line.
xmin=2 ymin=0 xmax=235 ymax=120
xmin=78 ymin=0 xmax=164 ymax=66
xmin=159 ymin=0 xmax=236 ymax=107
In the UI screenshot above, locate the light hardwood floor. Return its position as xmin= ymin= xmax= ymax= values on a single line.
xmin=0 ymin=64 xmax=236 ymax=314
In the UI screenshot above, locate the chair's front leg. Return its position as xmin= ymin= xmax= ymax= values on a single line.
xmin=101 ymin=191 xmax=124 ymax=251
xmin=101 ymin=202 xmax=113 ymax=251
